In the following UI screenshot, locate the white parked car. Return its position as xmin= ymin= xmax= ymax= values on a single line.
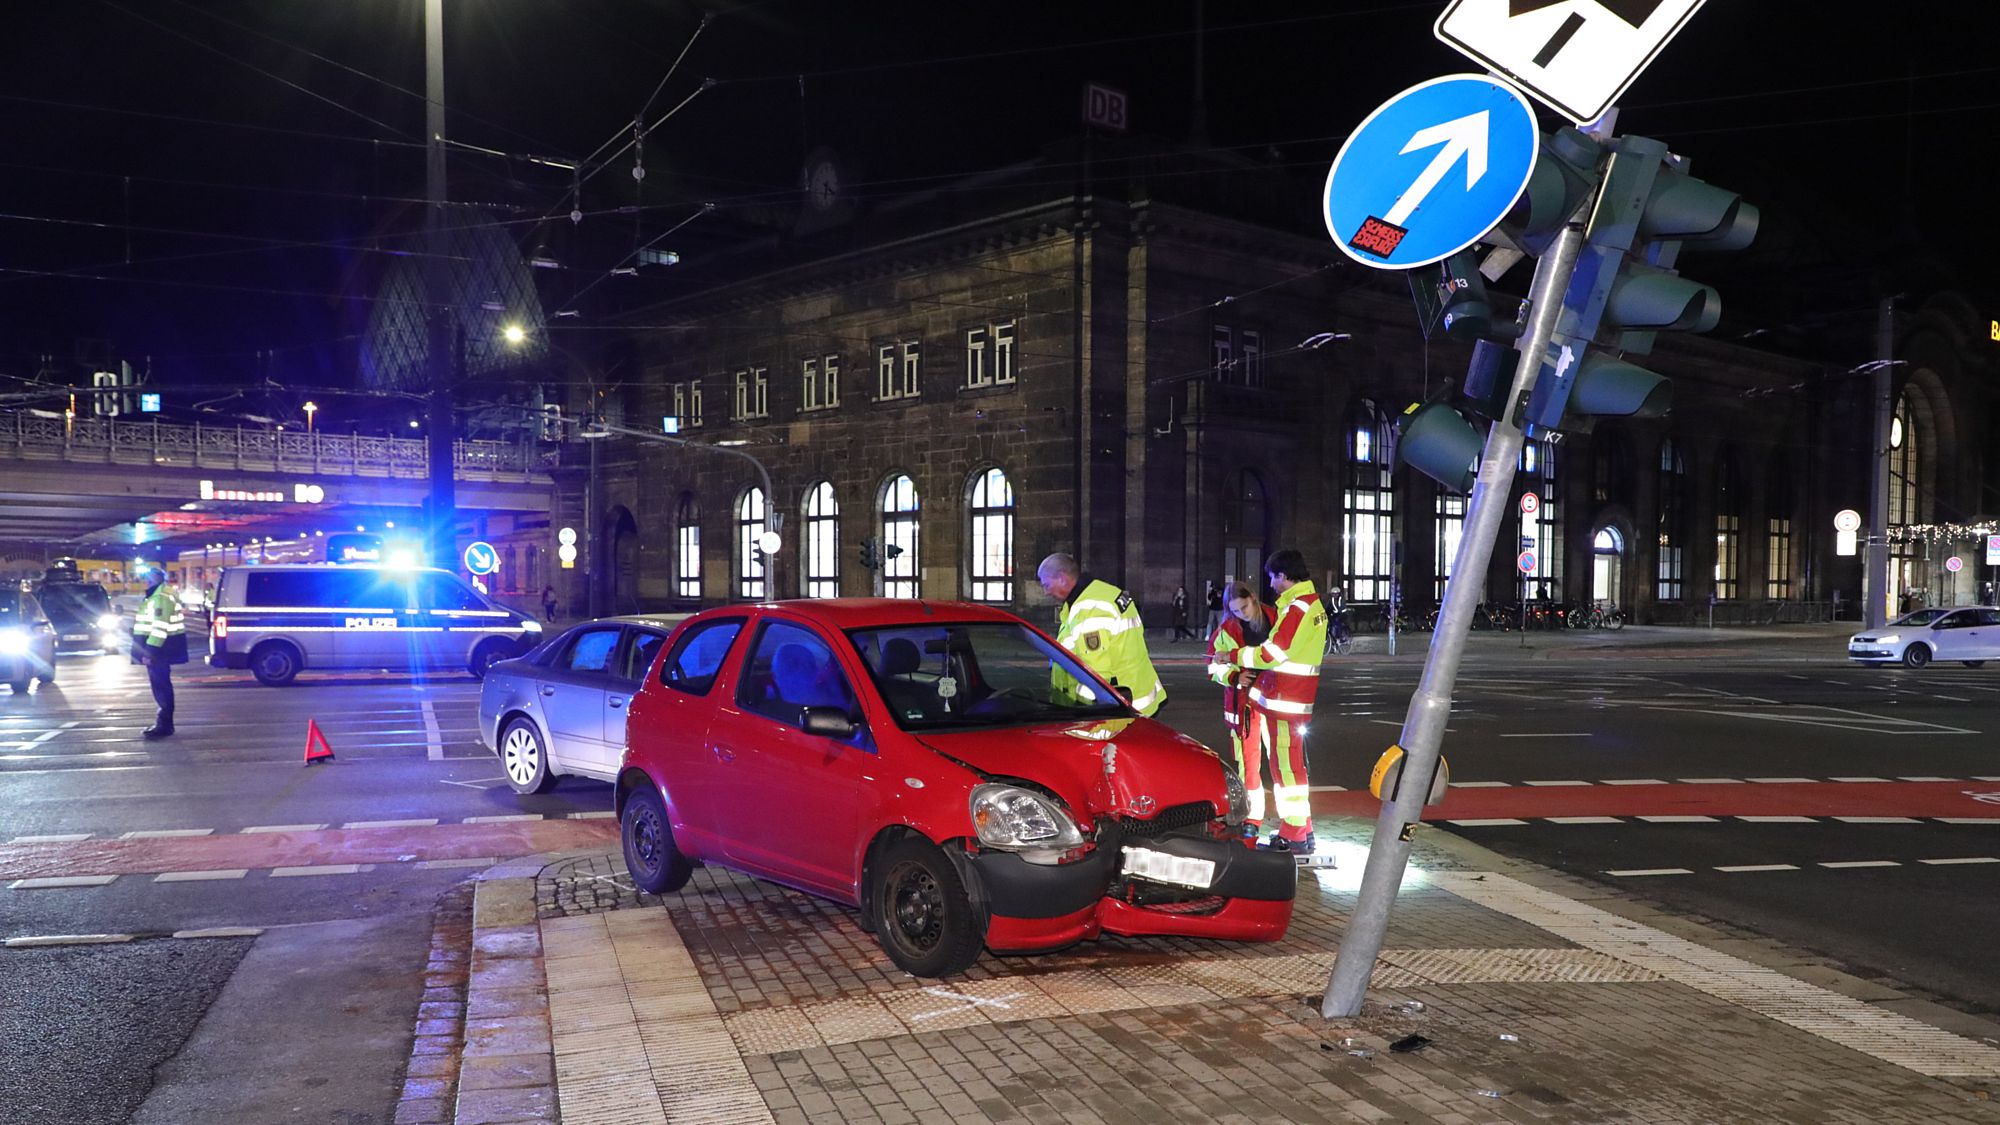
xmin=1848 ymin=607 xmax=2000 ymax=668
xmin=478 ymin=613 xmax=686 ymax=794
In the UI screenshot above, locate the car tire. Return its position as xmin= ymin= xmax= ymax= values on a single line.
xmin=499 ymin=717 xmax=557 ymax=795
xmin=1903 ymin=644 xmax=1932 ymax=669
xmin=7 ymin=679 xmax=27 ymax=695
xmin=871 ymin=837 xmax=985 ymax=978
xmin=1964 ymin=661 xmax=1986 ymax=668
xmin=37 ymin=664 xmax=55 ymax=685
xmin=469 ymin=640 xmax=509 ymax=680
xmin=621 ymin=785 xmax=693 ymax=895
xmin=249 ymin=641 xmax=302 ymax=686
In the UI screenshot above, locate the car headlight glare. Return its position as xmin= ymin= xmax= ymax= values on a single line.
xmin=1876 ymin=634 xmax=1899 ymax=645
xmin=1222 ymin=763 xmax=1249 ymax=826
xmin=970 ymin=783 xmax=1084 ymax=851
xmin=521 ymin=620 xmax=542 ymax=633
xmin=97 ymin=614 xmax=120 ymax=631
xmin=0 ymin=629 xmax=29 ymax=655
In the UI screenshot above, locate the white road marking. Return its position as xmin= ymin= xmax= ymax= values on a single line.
xmin=1830 ymin=776 xmax=1892 ymax=783
xmin=1522 ymin=780 xmax=1591 ymax=787
xmin=1637 ymin=815 xmax=1719 ymax=823
xmin=153 ymin=870 xmax=250 ymax=882
xmin=1935 ymin=818 xmax=2000 ymax=825
xmin=1498 ymin=733 xmax=1592 ymax=739
xmin=1605 ymin=868 xmax=1692 ymax=877
xmin=1736 ymin=815 xmax=1817 ymax=823
xmin=1715 ymin=864 xmax=1800 ymax=873
xmin=1445 ymin=818 xmax=1529 ymax=827
xmin=568 ymin=811 xmax=615 ymax=820
xmin=119 ymin=829 xmax=215 ymax=839
xmin=240 ymin=824 xmax=327 ymax=834
xmin=342 ymin=819 xmax=439 ymax=829
xmin=1819 ymin=860 xmax=1900 ymax=869
xmin=1448 ymin=781 xmax=1511 ymax=788
xmin=1545 ymin=816 xmax=1623 ymax=824
xmin=422 ymin=699 xmax=443 ymax=762
xmin=415 ymin=857 xmax=498 ymax=869
xmin=1833 ymin=816 xmax=1922 ymax=824
xmin=8 ymin=834 xmax=92 ymax=844
xmin=1918 ymin=857 xmax=2000 ymax=866
xmin=440 ymin=777 xmax=509 ymax=790
xmin=9 ymin=875 xmax=118 ymax=889
xmin=4 ymin=933 xmax=134 ymax=947
xmin=173 ymin=927 xmax=264 ymax=939
xmin=1676 ymin=778 xmax=1744 ymax=785
xmin=1897 ymin=776 xmax=1954 ymax=782
xmin=270 ymin=864 xmax=367 ymax=877
xmin=463 ymin=814 xmax=544 ymax=824
xmin=1600 ymin=778 xmax=1667 ymax=786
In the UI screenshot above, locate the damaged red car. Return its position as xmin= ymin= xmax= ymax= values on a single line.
xmin=617 ymin=599 xmax=1297 ymax=977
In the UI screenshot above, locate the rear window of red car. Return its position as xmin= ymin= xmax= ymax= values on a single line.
xmin=660 ymin=618 xmax=745 ymax=695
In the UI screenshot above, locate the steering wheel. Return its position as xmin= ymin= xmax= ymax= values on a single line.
xmin=967 ymin=686 xmax=1037 ymax=714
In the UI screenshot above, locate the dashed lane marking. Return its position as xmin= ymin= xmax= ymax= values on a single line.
xmin=1497 ymin=733 xmax=1592 ymax=738
xmin=1833 ymin=816 xmax=1922 ymax=824
xmin=341 ymin=819 xmax=439 ymax=829
xmin=5 ymin=927 xmax=264 ymax=949
xmin=1521 ymin=780 xmax=1591 ymax=786
xmin=1604 ymin=868 xmax=1693 ymax=877
xmin=120 ymin=829 xmax=215 ymax=839
xmin=1600 ymin=778 xmax=1667 ymax=785
xmin=270 ymin=864 xmax=368 ymax=877
xmin=10 ymin=875 xmax=119 ymax=889
xmin=1544 ymin=816 xmax=1623 ymax=824
xmin=1736 ymin=815 xmax=1818 ymax=823
xmin=1636 ymin=815 xmax=1719 ymax=823
xmin=1820 ymin=860 xmax=1900 ymax=869
xmin=1746 ymin=777 xmax=1817 ymax=783
xmin=1919 ymin=856 xmax=2000 ymax=865
xmin=241 ymin=824 xmax=328 ymax=833
xmin=463 ymin=815 xmax=542 ymax=824
xmin=1715 ymin=864 xmax=1800 ymax=873
xmin=9 ymin=834 xmax=91 ymax=844
xmin=1676 ymin=777 xmax=1743 ymax=785
xmin=153 ymin=870 xmax=249 ymax=882
xmin=1443 ymin=818 xmax=1529 ymax=827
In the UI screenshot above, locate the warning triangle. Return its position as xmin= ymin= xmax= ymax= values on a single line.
xmin=304 ymin=719 xmax=335 ymax=765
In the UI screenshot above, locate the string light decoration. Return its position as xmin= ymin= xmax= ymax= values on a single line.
xmin=1889 ymin=522 xmax=2000 ymax=545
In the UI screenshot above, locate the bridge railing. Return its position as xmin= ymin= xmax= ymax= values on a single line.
xmin=1 ymin=410 xmax=555 ymax=480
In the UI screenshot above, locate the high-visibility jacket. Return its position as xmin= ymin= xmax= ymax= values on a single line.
xmin=1055 ymin=576 xmax=1166 ymax=717
xmin=1232 ymin=579 xmax=1326 ymax=720
xmin=133 ymin=585 xmax=189 ymax=663
xmin=1206 ymin=606 xmax=1275 ymax=733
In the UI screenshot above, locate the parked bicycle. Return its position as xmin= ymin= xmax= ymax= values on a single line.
xmin=1565 ymin=602 xmax=1625 ymax=630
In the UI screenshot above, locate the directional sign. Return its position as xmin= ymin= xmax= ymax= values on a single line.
xmin=1435 ymin=0 xmax=1708 ymax=125
xmin=1323 ymin=74 xmax=1540 ymax=270
xmin=463 ymin=540 xmax=499 ymax=576
xmin=1517 ymin=549 xmax=1537 ymax=574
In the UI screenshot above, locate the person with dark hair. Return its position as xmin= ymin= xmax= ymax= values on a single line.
xmin=1203 ymin=580 xmax=1224 ymax=640
xmin=1170 ymin=585 xmax=1195 ymax=642
xmin=1224 ymin=549 xmax=1327 ymax=853
xmin=1207 ymin=579 xmax=1277 ymax=835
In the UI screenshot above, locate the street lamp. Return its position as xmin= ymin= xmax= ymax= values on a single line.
xmin=303 ymin=401 xmax=319 ymax=433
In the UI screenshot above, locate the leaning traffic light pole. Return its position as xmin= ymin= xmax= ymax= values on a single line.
xmin=1322 ymin=209 xmax=1592 ymax=1018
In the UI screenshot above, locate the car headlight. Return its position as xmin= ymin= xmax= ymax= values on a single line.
xmin=1874 ymin=634 xmax=1899 ymax=646
xmin=1221 ymin=763 xmax=1249 ymax=827
xmin=97 ymin=614 xmax=120 ymax=631
xmin=521 ymin=620 xmax=542 ymax=633
xmin=0 ymin=629 xmax=29 ymax=655
xmin=970 ymin=783 xmax=1085 ymax=859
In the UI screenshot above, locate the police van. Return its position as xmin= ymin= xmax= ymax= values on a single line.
xmin=208 ymin=564 xmax=542 ymax=685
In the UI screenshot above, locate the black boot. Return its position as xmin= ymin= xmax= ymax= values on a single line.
xmin=144 ymin=715 xmax=175 ymax=740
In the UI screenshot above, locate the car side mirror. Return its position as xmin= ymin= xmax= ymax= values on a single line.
xmin=801 ymin=706 xmax=859 ymax=740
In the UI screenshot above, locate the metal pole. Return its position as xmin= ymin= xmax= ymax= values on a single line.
xmin=422 ymin=0 xmax=457 ymax=570
xmin=586 ymin=433 xmax=601 ymax=619
xmin=1864 ymin=296 xmax=1895 ymax=629
xmin=1324 ymin=215 xmax=1589 ymax=1017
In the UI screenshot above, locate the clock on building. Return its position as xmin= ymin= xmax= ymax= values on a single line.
xmin=806 ymin=158 xmax=841 ymax=212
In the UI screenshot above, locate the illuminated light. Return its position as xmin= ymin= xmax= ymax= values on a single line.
xmin=757 ymin=531 xmax=782 ymax=554
xmin=385 ymin=521 xmax=395 ymax=529
xmin=502 ymin=324 xmax=527 ymax=345
xmin=314 ymin=530 xmax=324 ymax=537
xmin=385 ymin=549 xmax=419 ymax=569
xmin=408 ymin=419 xmax=420 ymax=429
xmin=557 ymin=527 xmax=578 ymax=546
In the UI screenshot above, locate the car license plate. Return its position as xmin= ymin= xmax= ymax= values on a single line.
xmin=1120 ymin=846 xmax=1215 ymax=889
xmin=62 ymin=634 xmax=89 ymax=642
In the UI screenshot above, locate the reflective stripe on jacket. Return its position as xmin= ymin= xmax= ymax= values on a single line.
xmin=1206 ymin=605 xmax=1275 ymax=729
xmin=1055 ymin=577 xmax=1166 ymax=717
xmin=1233 ymin=580 xmax=1326 ymax=720
xmin=133 ymin=587 xmax=186 ymax=647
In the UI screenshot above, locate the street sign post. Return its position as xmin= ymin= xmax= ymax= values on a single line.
xmin=1434 ymin=0 xmax=1708 ymax=125
xmin=1986 ymin=535 xmax=2000 ymax=567
xmin=1517 ymin=549 xmax=1536 ymax=574
xmin=1323 ymin=74 xmax=1540 ymax=270
xmin=1520 ymin=491 xmax=1540 ymax=516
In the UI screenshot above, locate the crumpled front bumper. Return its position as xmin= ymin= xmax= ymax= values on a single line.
xmin=963 ymin=829 xmax=1297 ymax=953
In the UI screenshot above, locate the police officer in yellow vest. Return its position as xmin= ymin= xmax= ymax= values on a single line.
xmin=1037 ymin=553 xmax=1166 ymax=717
xmin=132 ymin=566 xmax=188 ymax=739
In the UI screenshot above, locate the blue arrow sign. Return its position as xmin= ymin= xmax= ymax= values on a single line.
xmin=1323 ymin=74 xmax=1540 ymax=270
xmin=463 ymin=540 xmax=499 ymax=576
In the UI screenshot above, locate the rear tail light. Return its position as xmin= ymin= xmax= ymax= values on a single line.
xmin=213 ymin=615 xmax=229 ymax=639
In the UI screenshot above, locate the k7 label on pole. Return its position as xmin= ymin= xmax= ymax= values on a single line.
xmin=1434 ymin=0 xmax=1708 ymax=125
xmin=1322 ymin=74 xmax=1540 ymax=270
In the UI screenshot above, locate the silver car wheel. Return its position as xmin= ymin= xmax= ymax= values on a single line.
xmin=501 ymin=723 xmax=547 ymax=790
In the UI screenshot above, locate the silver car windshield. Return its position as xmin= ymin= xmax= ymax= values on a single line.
xmin=847 ymin=622 xmax=1129 ymax=731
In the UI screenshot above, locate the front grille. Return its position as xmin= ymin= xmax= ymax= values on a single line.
xmin=1120 ymin=800 xmax=1217 ymax=838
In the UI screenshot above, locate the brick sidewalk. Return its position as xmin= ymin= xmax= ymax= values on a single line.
xmin=431 ymin=819 xmax=2000 ymax=1124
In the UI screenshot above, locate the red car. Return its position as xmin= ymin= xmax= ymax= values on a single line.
xmin=617 ymin=599 xmax=1297 ymax=977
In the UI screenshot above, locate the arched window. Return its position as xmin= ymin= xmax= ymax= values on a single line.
xmin=1345 ymin=401 xmax=1394 ymax=602
xmin=966 ymin=467 xmax=1014 ymax=603
xmin=674 ymin=492 xmax=701 ymax=600
xmin=1656 ymin=439 xmax=1686 ymax=601
xmin=881 ymin=474 xmax=921 ymax=599
xmin=1889 ymin=401 xmax=1919 ymax=526
xmin=802 ymin=481 xmax=839 ymax=599
xmin=1714 ymin=452 xmax=1740 ymax=600
xmin=736 ymin=487 xmax=767 ymax=599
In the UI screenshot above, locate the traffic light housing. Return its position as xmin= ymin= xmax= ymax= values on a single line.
xmin=538 ymin=402 xmax=563 ymax=441
xmin=1397 ymin=256 xmax=1524 ymax=494
xmin=1524 ymin=135 xmax=1756 ymax=433
xmin=859 ymin=537 xmax=880 ymax=570
xmin=1397 ymin=400 xmax=1481 ymax=495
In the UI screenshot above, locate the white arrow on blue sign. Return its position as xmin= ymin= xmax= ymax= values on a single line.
xmin=463 ymin=540 xmax=499 ymax=576
xmin=1322 ymin=74 xmax=1541 ymax=270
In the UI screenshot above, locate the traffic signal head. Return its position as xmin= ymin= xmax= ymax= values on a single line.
xmin=1435 ymin=252 xmax=1521 ymax=344
xmin=858 ymin=537 xmax=881 ymax=569
xmin=1493 ymin=128 xmax=1600 ymax=257
xmin=1523 ymin=134 xmax=1755 ymax=433
xmin=1397 ymin=400 xmax=1481 ymax=495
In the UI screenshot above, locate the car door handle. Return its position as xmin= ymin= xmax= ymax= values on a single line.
xmin=608 ymin=697 xmax=625 ymax=709
xmin=712 ymin=745 xmax=736 ymax=762
xmin=540 ymin=686 xmax=555 ymax=697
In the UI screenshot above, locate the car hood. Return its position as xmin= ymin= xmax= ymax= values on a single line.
xmin=915 ymin=718 xmax=1228 ymax=825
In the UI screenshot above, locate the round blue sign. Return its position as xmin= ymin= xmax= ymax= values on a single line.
xmin=463 ymin=540 xmax=500 ymax=576
xmin=1323 ymin=74 xmax=1540 ymax=270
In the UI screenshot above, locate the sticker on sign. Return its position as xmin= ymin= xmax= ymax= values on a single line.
xmin=1434 ymin=0 xmax=1709 ymax=125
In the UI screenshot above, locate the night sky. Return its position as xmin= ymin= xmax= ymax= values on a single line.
xmin=3 ymin=1 xmax=1995 ymax=409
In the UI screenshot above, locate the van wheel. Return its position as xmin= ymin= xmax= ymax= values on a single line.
xmin=500 ymin=718 xmax=557 ymax=795
xmin=469 ymin=639 xmax=509 ymax=680
xmin=872 ymin=838 xmax=985 ymax=978
xmin=1903 ymin=644 xmax=1932 ymax=669
xmin=250 ymin=641 xmax=302 ymax=686
xmin=621 ymin=786 xmax=693 ymax=894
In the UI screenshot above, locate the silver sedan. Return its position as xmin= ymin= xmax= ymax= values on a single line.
xmin=478 ymin=614 xmax=685 ymax=794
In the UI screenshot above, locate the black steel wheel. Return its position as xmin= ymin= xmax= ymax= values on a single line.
xmin=1904 ymin=644 xmax=1932 ymax=669
xmin=621 ymin=785 xmax=692 ymax=895
xmin=871 ymin=837 xmax=983 ymax=978
xmin=249 ymin=641 xmax=301 ymax=686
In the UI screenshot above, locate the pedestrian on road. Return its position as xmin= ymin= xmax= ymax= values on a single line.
xmin=1204 ymin=580 xmax=1224 ymax=640
xmin=541 ymin=583 xmax=557 ymax=623
xmin=131 ymin=566 xmax=187 ymax=739
xmin=1226 ymin=549 xmax=1328 ymax=854
xmin=1170 ymin=585 xmax=1196 ymax=642
xmin=1037 ymin=552 xmax=1166 ymax=717
xmin=1207 ymin=579 xmax=1276 ymax=837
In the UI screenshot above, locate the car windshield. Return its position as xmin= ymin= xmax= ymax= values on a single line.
xmin=848 ymin=621 xmax=1130 ymax=731
xmin=39 ymin=583 xmax=111 ymax=624
xmin=1889 ymin=608 xmax=1949 ymax=627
